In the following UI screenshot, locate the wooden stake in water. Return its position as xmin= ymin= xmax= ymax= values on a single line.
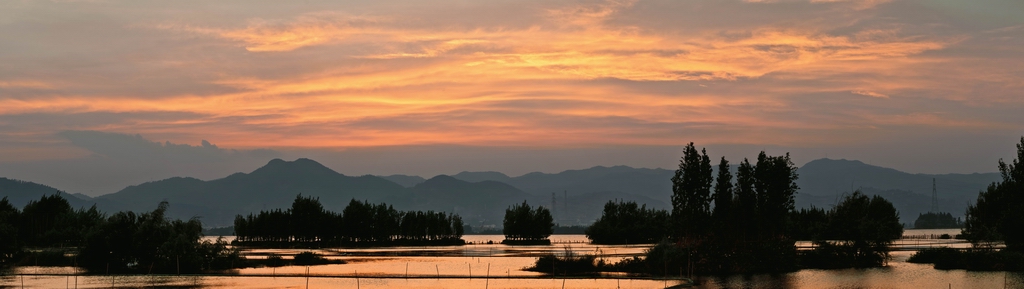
xmin=305 ymin=266 xmax=310 ymax=289
xmin=406 ymin=262 xmax=409 ymax=278
xmin=469 ymin=263 xmax=472 ymax=279
xmin=436 ymin=264 xmax=440 ymax=278
xmin=486 ymin=263 xmax=490 ymax=289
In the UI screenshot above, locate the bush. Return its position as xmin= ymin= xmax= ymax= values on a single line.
xmin=526 ymin=246 xmax=598 ymax=274
xmin=265 ymin=254 xmax=285 ymax=267
xmin=909 ymin=248 xmax=1024 ymax=271
xmin=800 ymin=241 xmax=889 ymax=269
xmin=293 ymin=251 xmax=330 ymax=266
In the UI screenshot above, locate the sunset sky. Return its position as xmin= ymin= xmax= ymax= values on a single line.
xmin=1 ymin=0 xmax=1022 ymax=195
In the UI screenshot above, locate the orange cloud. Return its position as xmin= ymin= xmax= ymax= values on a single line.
xmin=2 ymin=0 xmax=1019 ymax=156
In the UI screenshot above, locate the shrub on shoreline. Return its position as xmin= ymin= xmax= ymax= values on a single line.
xmin=909 ymin=248 xmax=1024 ymax=271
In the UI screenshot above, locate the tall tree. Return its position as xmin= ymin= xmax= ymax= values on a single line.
xmin=671 ymin=143 xmax=714 ymax=239
xmin=0 ymin=197 xmax=19 ymax=263
xmin=712 ymin=157 xmax=733 ymax=232
xmin=733 ymin=158 xmax=757 ymax=239
xmin=290 ymin=194 xmax=327 ymax=242
xmin=964 ymin=136 xmax=1024 ymax=250
xmin=753 ymin=152 xmax=799 ymax=239
xmin=19 ymin=194 xmax=76 ymax=247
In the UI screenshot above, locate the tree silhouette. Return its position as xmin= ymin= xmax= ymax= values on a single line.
xmin=753 ymin=152 xmax=799 ymax=239
xmin=671 ymin=142 xmax=713 ymax=239
xmin=585 ymin=200 xmax=669 ymax=244
xmin=233 ymin=196 xmax=465 ymax=245
xmin=503 ymin=201 xmax=553 ymax=241
xmin=914 ymin=212 xmax=962 ymax=229
xmin=77 ymin=201 xmax=237 ymax=274
xmin=964 ymin=136 xmax=1024 ymax=250
xmin=733 ymin=158 xmax=757 ymax=240
xmin=712 ymin=157 xmax=733 ymax=237
xmin=0 ymin=197 xmax=18 ymax=263
xmin=801 ymin=191 xmax=903 ymax=268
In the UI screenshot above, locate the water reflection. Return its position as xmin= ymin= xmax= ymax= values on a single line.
xmin=691 ymin=252 xmax=1024 ymax=289
xmin=6 ymin=233 xmax=1023 ymax=288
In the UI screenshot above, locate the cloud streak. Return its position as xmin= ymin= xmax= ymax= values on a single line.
xmin=0 ymin=0 xmax=1022 ymax=177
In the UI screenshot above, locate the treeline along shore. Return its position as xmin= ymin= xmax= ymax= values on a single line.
xmin=233 ymin=195 xmax=465 ymax=247
xmin=2 ymin=137 xmax=1024 ymax=276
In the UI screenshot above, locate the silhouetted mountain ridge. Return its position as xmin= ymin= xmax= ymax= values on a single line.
xmin=795 ymin=158 xmax=1000 ymax=224
xmin=0 ymin=177 xmax=105 ymax=210
xmin=381 ymin=174 xmax=426 ymax=187
xmin=0 ymin=157 xmax=1003 ymax=228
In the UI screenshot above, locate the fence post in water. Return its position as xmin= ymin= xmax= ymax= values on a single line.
xmin=406 ymin=262 xmax=409 ymax=278
xmin=305 ymin=266 xmax=310 ymax=289
xmin=436 ymin=264 xmax=440 ymax=278
xmin=486 ymin=263 xmax=490 ymax=289
xmin=469 ymin=264 xmax=472 ymax=279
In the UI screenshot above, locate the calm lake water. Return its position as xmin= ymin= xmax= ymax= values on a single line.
xmin=5 ymin=231 xmax=1019 ymax=288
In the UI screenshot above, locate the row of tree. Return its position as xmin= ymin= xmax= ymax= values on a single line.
xmin=0 ymin=194 xmax=104 ymax=251
xmin=914 ymin=212 xmax=962 ymax=229
xmin=502 ymin=201 xmax=554 ymax=241
xmin=585 ymin=200 xmax=669 ymax=244
xmin=233 ymin=195 xmax=465 ymax=244
xmin=77 ymin=202 xmax=238 ymax=273
xmin=790 ymin=192 xmax=903 ymax=243
xmin=659 ymin=143 xmax=901 ymax=273
xmin=671 ymin=143 xmax=802 ymax=243
xmin=791 ymin=192 xmax=903 ymax=268
xmin=0 ymin=194 xmax=238 ymax=273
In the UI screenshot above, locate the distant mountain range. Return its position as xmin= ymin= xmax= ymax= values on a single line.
xmin=0 ymin=158 xmax=1002 ymax=227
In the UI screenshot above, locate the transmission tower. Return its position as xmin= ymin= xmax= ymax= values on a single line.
xmin=931 ymin=178 xmax=938 ymax=213
xmin=551 ymin=192 xmax=557 ymax=223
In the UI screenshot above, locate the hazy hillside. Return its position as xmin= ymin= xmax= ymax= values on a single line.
xmin=96 ymin=158 xmax=409 ymax=227
xmin=1 ymin=157 xmax=1001 ymax=229
xmin=381 ymin=174 xmax=427 ymax=187
xmin=451 ymin=166 xmax=675 ymax=204
xmin=795 ymin=158 xmax=1000 ymax=224
xmin=407 ymin=175 xmax=537 ymax=225
xmin=451 ymin=171 xmax=513 ymax=184
xmin=0 ymin=177 xmax=110 ymax=211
